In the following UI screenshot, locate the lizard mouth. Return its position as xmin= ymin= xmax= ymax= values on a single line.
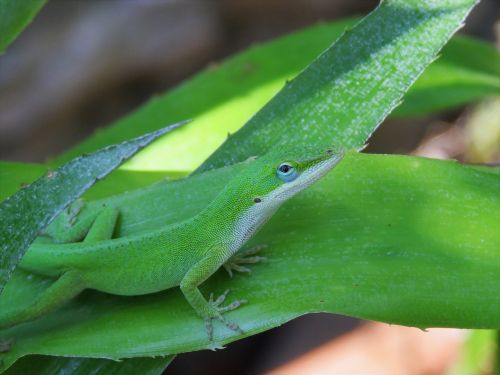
xmin=269 ymin=149 xmax=345 ymax=202
xmin=297 ymin=150 xmax=345 ymax=187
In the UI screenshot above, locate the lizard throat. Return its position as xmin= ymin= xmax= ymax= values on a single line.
xmin=229 ymin=198 xmax=280 ymax=254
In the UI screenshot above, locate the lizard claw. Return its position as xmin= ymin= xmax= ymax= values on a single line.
xmin=65 ymin=199 xmax=85 ymax=226
xmin=205 ymin=290 xmax=246 ymax=341
xmin=223 ymin=244 xmax=267 ymax=278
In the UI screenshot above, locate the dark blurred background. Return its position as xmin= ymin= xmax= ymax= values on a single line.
xmin=1 ymin=1 xmax=498 ymax=374
xmin=1 ymin=0 xmax=498 ymax=164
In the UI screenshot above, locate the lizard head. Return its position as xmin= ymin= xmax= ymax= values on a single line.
xmin=236 ymin=145 xmax=346 ymax=207
xmin=210 ymin=145 xmax=346 ymax=245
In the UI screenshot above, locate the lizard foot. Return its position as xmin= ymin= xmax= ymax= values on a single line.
xmin=64 ymin=199 xmax=85 ymax=226
xmin=223 ymin=244 xmax=267 ymax=278
xmin=40 ymin=199 xmax=85 ymax=240
xmin=205 ymin=289 xmax=247 ymax=341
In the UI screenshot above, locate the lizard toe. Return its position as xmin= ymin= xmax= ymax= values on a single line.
xmin=223 ymin=244 xmax=267 ymax=277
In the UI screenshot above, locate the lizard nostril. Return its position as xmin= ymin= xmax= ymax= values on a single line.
xmin=254 ymin=197 xmax=262 ymax=203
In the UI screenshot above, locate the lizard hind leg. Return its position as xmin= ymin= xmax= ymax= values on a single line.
xmin=42 ymin=203 xmax=119 ymax=244
xmin=223 ymin=244 xmax=267 ymax=278
xmin=83 ymin=207 xmax=119 ymax=243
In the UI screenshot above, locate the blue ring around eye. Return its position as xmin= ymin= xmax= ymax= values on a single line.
xmin=277 ymin=166 xmax=299 ymax=182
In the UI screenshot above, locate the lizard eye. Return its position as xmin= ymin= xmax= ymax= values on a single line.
xmin=277 ymin=163 xmax=298 ymax=182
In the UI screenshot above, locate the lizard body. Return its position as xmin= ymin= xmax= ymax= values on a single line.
xmin=0 ymin=146 xmax=345 ymax=340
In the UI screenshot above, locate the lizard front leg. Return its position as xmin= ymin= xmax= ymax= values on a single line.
xmin=223 ymin=244 xmax=267 ymax=278
xmin=180 ymin=249 xmax=247 ymax=341
xmin=42 ymin=202 xmax=118 ymax=244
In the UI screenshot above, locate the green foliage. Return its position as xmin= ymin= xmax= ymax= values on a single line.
xmin=1 ymin=0 xmax=497 ymax=373
xmin=0 ymin=161 xmax=180 ymax=202
xmin=199 ymin=0 xmax=483 ymax=171
xmin=4 ymin=355 xmax=172 ymax=375
xmin=1 ymin=153 xmax=498 ymax=370
xmin=52 ymin=18 xmax=358 ymax=171
xmin=52 ymin=20 xmax=499 ymax=173
xmin=0 ymin=124 xmax=185 ymax=294
xmin=447 ymin=330 xmax=498 ymax=375
xmin=0 ymin=0 xmax=47 ymax=53
xmin=394 ymin=36 xmax=500 ymax=117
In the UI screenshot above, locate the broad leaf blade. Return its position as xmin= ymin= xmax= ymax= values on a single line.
xmin=0 ymin=162 xmax=46 ymax=201
xmin=0 ymin=122 xmax=186 ymax=294
xmin=4 ymin=355 xmax=173 ymax=375
xmin=0 ymin=0 xmax=488 ymax=374
xmin=51 ymin=16 xmax=497 ymax=173
xmin=394 ymin=35 xmax=500 ymax=117
xmin=447 ymin=330 xmax=497 ymax=375
xmin=0 ymin=161 xmax=183 ymax=202
xmin=0 ymin=0 xmax=47 ymax=54
xmin=50 ymin=18 xmax=357 ymax=170
xmin=198 ymin=0 xmax=480 ymax=171
xmin=0 ymin=154 xmax=498 ymax=370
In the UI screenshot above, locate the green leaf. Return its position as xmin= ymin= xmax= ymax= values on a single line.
xmin=50 ymin=18 xmax=357 ymax=171
xmin=51 ymin=3 xmax=497 ymax=173
xmin=0 ymin=162 xmax=46 ymax=201
xmin=1 ymin=153 xmax=498 ymax=370
xmin=0 ymin=2 xmax=484 ymax=372
xmin=394 ymin=36 xmax=500 ymax=117
xmin=0 ymin=161 xmax=183 ymax=202
xmin=0 ymin=122 xmax=186 ymax=294
xmin=0 ymin=0 xmax=47 ymax=54
xmin=4 ymin=355 xmax=173 ymax=375
xmin=447 ymin=330 xmax=497 ymax=375
xmin=198 ymin=0 xmax=481 ymax=172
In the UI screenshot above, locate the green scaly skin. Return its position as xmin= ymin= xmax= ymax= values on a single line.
xmin=0 ymin=146 xmax=345 ymax=348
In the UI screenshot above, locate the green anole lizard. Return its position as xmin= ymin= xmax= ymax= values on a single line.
xmin=0 ymin=146 xmax=344 ymax=347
